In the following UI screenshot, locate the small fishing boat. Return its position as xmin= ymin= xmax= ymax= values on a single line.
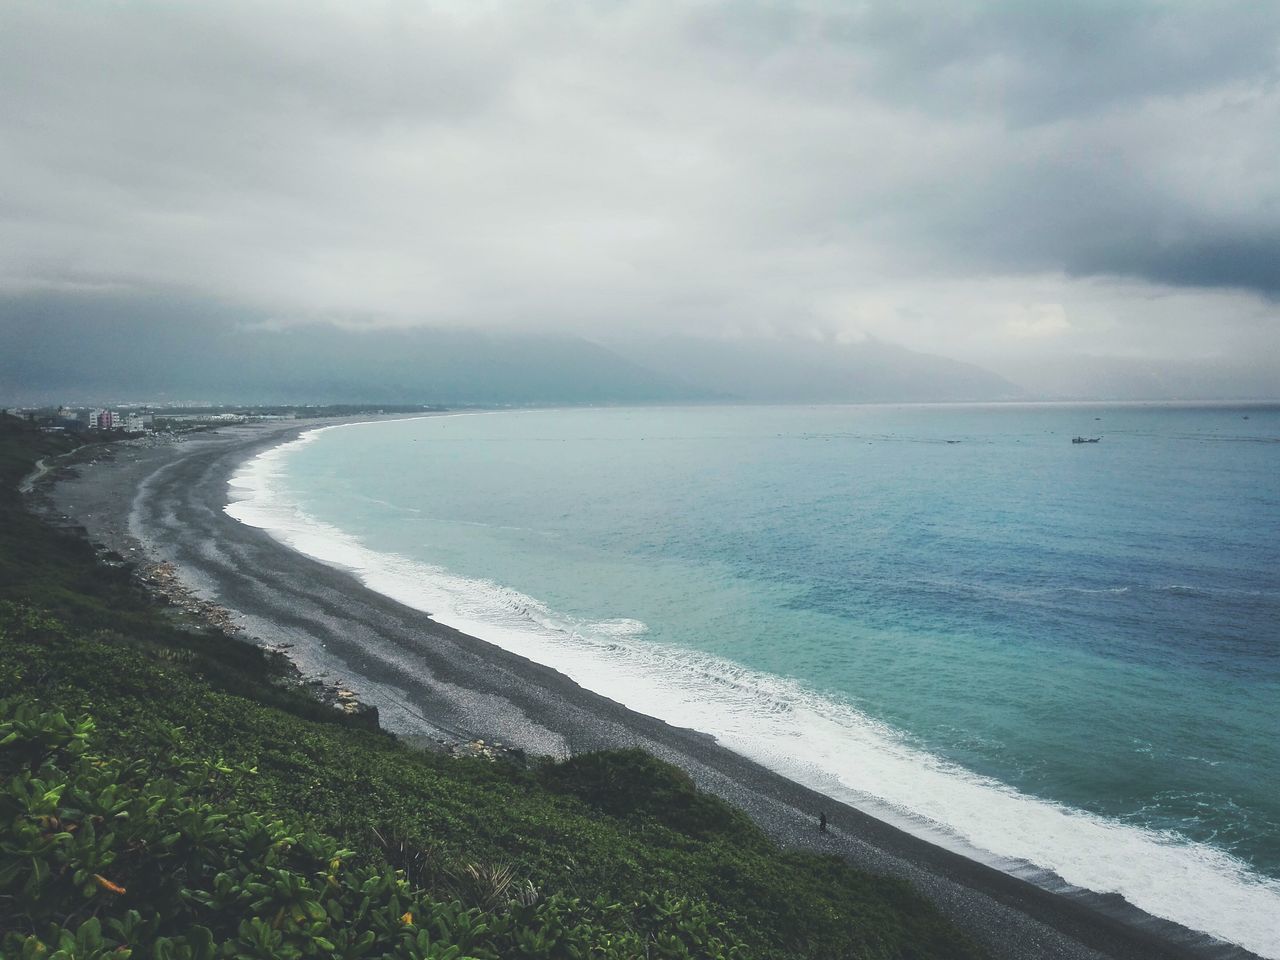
xmin=1072 ymin=436 xmax=1101 ymax=444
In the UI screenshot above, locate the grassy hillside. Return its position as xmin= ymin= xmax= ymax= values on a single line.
xmin=0 ymin=418 xmax=983 ymax=959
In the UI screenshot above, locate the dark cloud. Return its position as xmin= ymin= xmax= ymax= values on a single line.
xmin=1072 ymin=233 xmax=1280 ymax=296
xmin=837 ymin=1 xmax=1280 ymax=124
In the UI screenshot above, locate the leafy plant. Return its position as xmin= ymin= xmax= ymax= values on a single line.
xmin=1 ymin=697 xmax=752 ymax=960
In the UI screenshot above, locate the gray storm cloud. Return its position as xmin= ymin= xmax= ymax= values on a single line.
xmin=0 ymin=0 xmax=1277 ymax=369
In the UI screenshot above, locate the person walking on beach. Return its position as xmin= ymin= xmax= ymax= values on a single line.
xmin=819 ymin=811 xmax=827 ymax=834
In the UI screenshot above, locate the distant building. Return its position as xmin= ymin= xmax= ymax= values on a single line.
xmin=97 ymin=410 xmax=114 ymax=430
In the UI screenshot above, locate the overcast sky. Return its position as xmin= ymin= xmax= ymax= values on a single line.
xmin=2 ymin=0 xmax=1278 ymax=371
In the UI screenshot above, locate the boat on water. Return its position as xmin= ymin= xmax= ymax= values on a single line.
xmin=1072 ymin=436 xmax=1102 ymax=444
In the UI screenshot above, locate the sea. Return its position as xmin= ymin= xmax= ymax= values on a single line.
xmin=225 ymin=403 xmax=1280 ymax=957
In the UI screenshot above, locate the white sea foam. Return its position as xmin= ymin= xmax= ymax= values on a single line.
xmin=226 ymin=424 xmax=1280 ymax=959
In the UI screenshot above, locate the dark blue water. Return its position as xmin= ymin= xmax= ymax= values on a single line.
xmin=230 ymin=403 xmax=1280 ymax=954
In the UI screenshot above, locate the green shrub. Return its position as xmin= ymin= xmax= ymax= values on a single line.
xmin=1 ymin=697 xmax=746 ymax=960
xmin=540 ymin=749 xmax=760 ymax=842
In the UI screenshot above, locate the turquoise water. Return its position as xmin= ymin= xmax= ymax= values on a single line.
xmin=228 ymin=404 xmax=1280 ymax=954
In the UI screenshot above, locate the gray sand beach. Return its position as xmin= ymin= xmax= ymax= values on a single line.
xmin=39 ymin=420 xmax=1258 ymax=960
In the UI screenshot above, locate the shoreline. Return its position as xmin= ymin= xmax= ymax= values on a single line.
xmin=41 ymin=419 xmax=1260 ymax=960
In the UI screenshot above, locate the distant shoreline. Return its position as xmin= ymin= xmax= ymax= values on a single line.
xmin=44 ymin=417 xmax=1257 ymax=960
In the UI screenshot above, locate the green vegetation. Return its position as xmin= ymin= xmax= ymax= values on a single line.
xmin=1 ymin=683 xmax=743 ymax=959
xmin=0 ymin=422 xmax=126 ymax=627
xmin=0 ymin=417 xmax=982 ymax=959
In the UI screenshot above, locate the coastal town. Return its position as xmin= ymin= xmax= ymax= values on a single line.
xmin=0 ymin=404 xmax=258 ymax=434
xmin=0 ymin=403 xmax=443 ymax=436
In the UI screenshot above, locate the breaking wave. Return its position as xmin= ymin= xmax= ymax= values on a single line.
xmin=226 ymin=423 xmax=1280 ymax=958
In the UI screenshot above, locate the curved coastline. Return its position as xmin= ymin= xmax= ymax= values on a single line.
xmin=225 ymin=415 xmax=1280 ymax=959
xmin=49 ymin=418 xmax=1265 ymax=960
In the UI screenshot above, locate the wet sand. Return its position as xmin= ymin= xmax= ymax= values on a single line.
xmin=42 ymin=420 xmax=1257 ymax=960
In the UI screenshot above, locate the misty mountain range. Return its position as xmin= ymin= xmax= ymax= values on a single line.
xmin=1 ymin=293 xmax=1274 ymax=406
